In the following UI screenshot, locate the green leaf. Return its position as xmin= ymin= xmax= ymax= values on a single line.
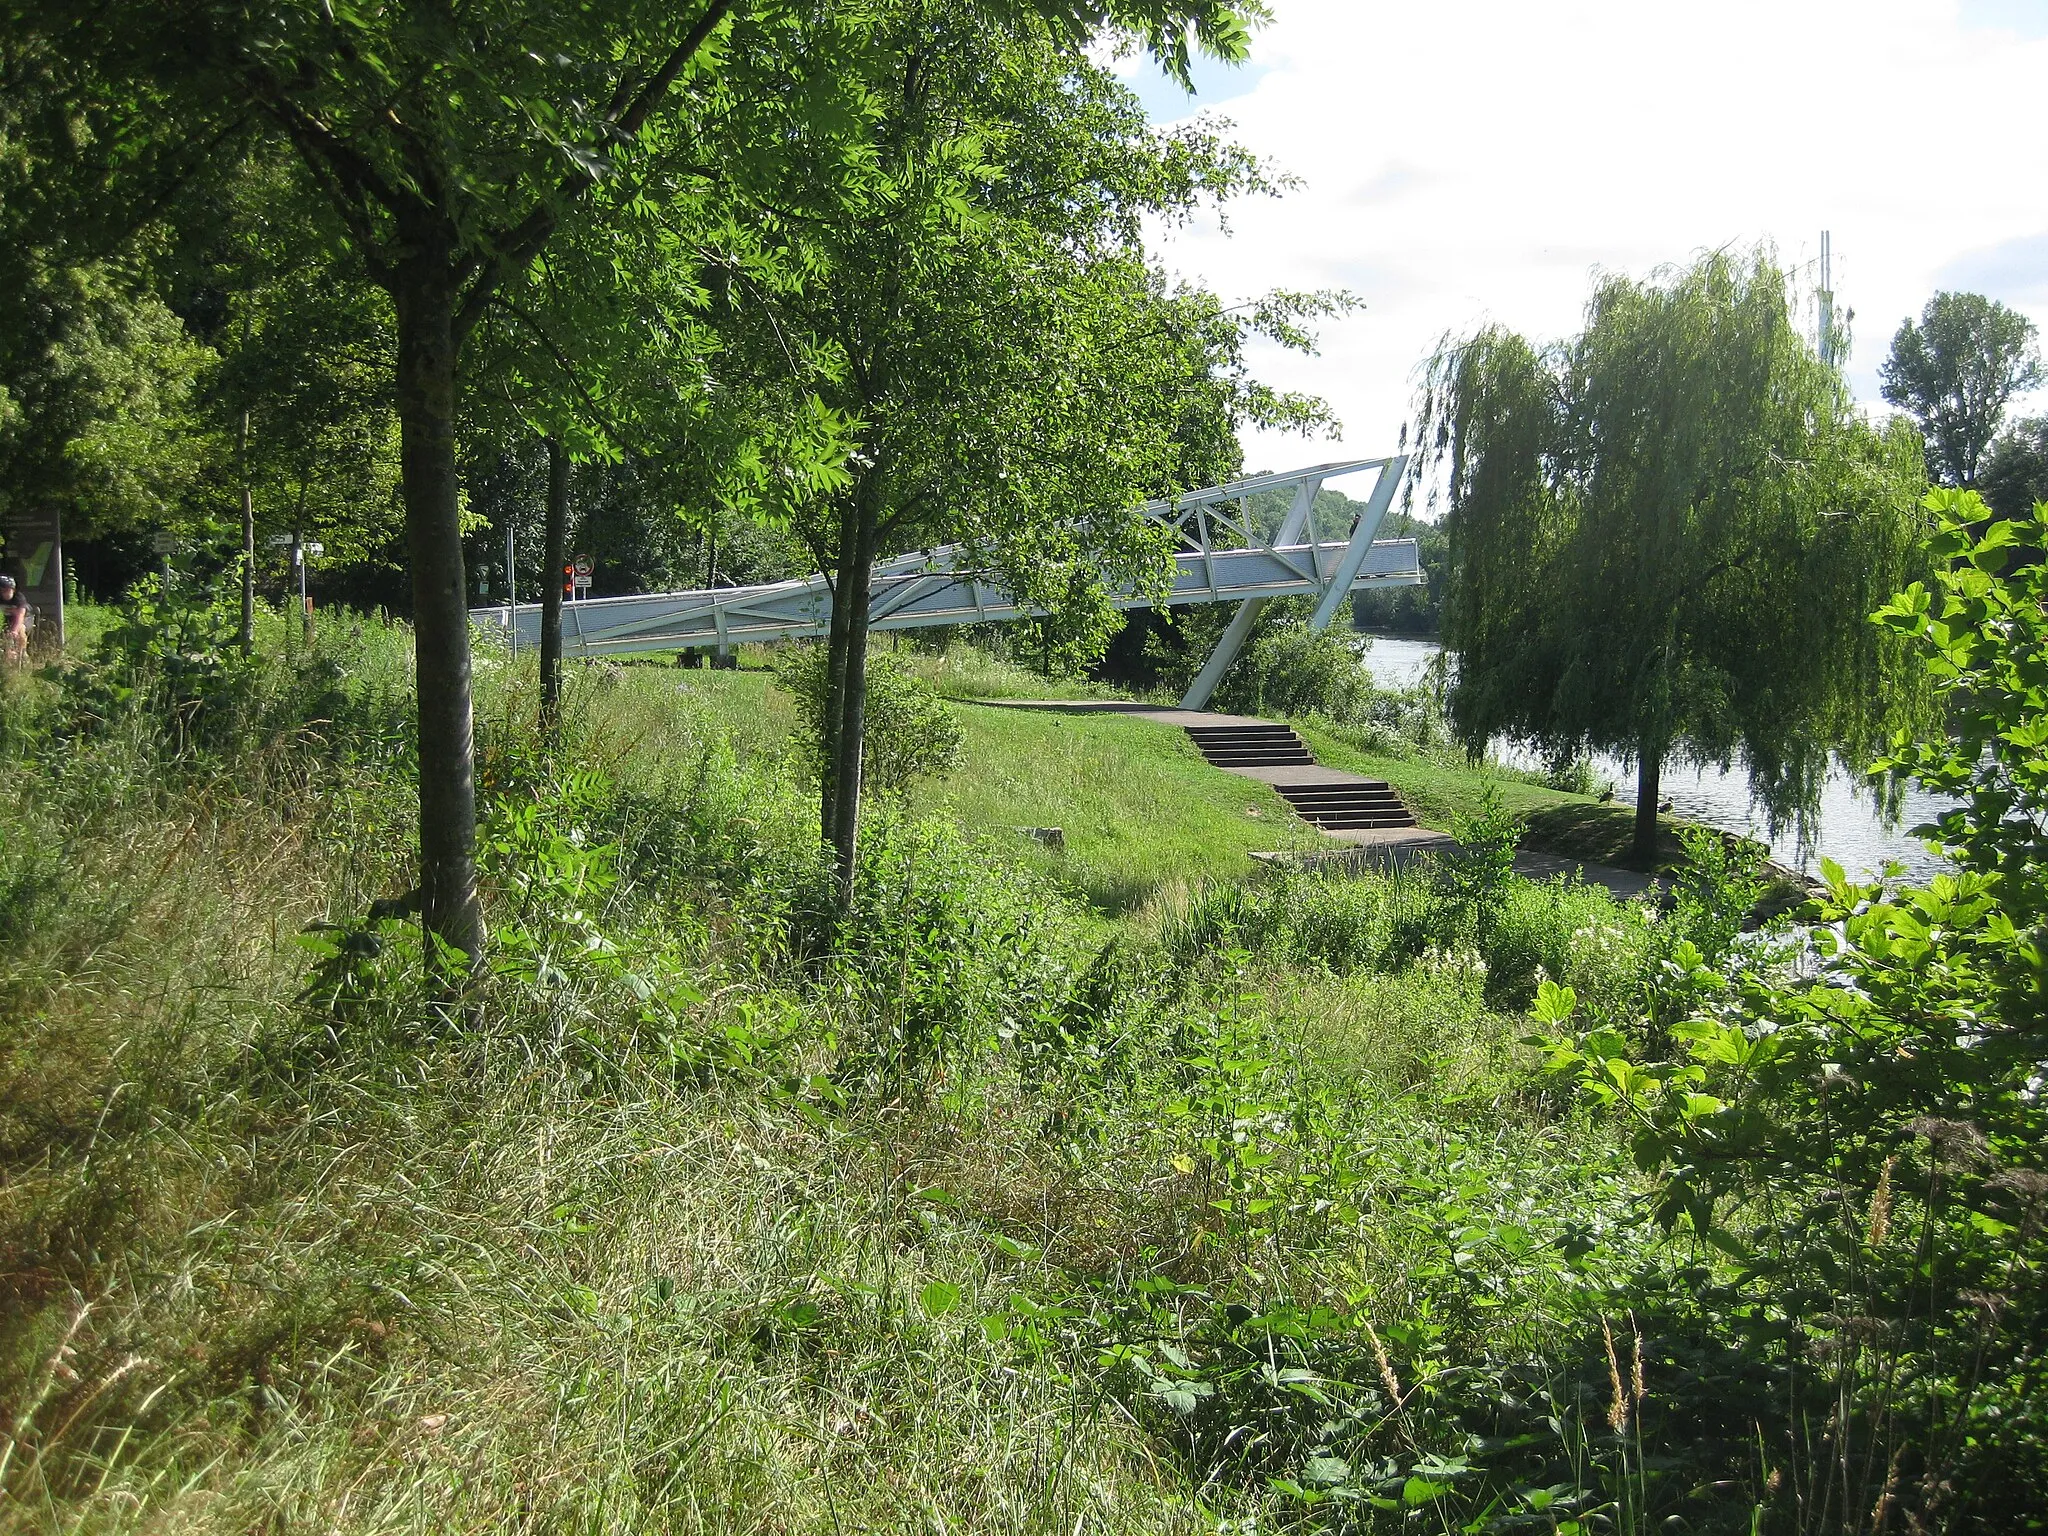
xmin=1532 ymin=978 xmax=1578 ymax=1025
xmin=1301 ymin=1453 xmax=1350 ymax=1486
xmin=918 ymin=1281 xmax=962 ymax=1318
xmin=1403 ymin=1476 xmax=1453 ymax=1505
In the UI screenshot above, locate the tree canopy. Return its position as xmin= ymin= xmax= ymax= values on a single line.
xmin=1420 ymin=247 xmax=1932 ymax=865
xmin=1880 ymin=290 xmax=2042 ymax=487
xmin=691 ymin=0 xmax=1338 ymax=903
xmin=15 ymin=0 xmax=1266 ymax=958
xmin=1980 ymin=415 xmax=2048 ymax=522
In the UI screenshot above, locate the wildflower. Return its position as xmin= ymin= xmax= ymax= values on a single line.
xmin=1364 ymin=1320 xmax=1404 ymax=1407
xmin=1867 ymin=1156 xmax=1896 ymax=1247
xmin=1603 ymin=1315 xmax=1628 ymax=1434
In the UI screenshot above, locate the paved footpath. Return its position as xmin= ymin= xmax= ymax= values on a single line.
xmin=983 ymin=699 xmax=1659 ymax=903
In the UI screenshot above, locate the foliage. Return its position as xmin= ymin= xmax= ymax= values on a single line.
xmin=23 ymin=582 xmax=2040 ymax=1533
xmin=1439 ymin=784 xmax=1521 ymax=936
xmin=1213 ymin=618 xmax=1374 ymax=721
xmin=0 ymin=256 xmax=215 ymax=540
xmin=203 ymin=157 xmax=406 ymax=568
xmin=0 ymin=40 xmax=221 ymax=542
xmin=1532 ymin=489 xmax=2048 ymax=1529
xmin=693 ymin=0 xmax=1340 ymax=897
xmin=1163 ymin=856 xmax=1659 ymax=1020
xmin=1880 ymin=290 xmax=2043 ymax=487
xmin=55 ymin=574 xmax=264 ymax=754
xmin=1419 ymin=245 xmax=1934 ymax=861
xmin=1309 ymin=681 xmax=1463 ymax=763
xmin=775 ymin=643 xmax=964 ymax=798
xmin=1979 ymin=413 xmax=2048 ymax=521
xmin=47 ymin=583 xmax=415 ymax=775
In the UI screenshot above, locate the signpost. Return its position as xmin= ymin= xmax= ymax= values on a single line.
xmin=572 ymin=555 xmax=593 ymax=600
xmin=151 ymin=528 xmax=183 ymax=593
xmin=266 ymin=533 xmax=321 ymax=633
xmin=1 ymin=507 xmax=62 ymax=652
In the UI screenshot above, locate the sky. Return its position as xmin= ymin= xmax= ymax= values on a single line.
xmin=1111 ymin=0 xmax=2048 ymax=489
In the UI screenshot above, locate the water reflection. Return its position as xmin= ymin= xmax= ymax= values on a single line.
xmin=1355 ymin=633 xmax=1955 ymax=885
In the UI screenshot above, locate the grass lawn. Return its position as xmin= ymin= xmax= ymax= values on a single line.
xmin=582 ymin=663 xmax=1321 ymax=916
xmin=921 ymin=701 xmax=1322 ymax=913
xmin=577 ymin=652 xmax=1703 ymax=905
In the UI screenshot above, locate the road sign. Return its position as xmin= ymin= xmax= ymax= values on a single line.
xmin=573 ymin=555 xmax=593 ymax=577
xmin=151 ymin=530 xmax=182 ymax=555
xmin=267 ymin=534 xmax=295 ymax=548
xmin=303 ymin=541 xmax=324 ymax=558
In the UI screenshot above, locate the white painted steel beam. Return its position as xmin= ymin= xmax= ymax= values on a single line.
xmin=477 ymin=457 xmax=1422 ymax=661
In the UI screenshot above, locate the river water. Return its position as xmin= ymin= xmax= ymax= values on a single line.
xmin=1357 ymin=634 xmax=1956 ymax=885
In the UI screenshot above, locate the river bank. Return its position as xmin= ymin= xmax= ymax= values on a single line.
xmin=1355 ymin=632 xmax=1954 ymax=885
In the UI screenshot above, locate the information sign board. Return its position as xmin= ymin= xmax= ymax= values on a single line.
xmin=1 ymin=507 xmax=63 ymax=650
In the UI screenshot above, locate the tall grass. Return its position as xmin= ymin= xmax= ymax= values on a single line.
xmin=6 ymin=598 xmax=1994 ymax=1534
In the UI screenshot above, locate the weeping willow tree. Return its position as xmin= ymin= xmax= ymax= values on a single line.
xmin=1418 ymin=247 xmax=1933 ymax=866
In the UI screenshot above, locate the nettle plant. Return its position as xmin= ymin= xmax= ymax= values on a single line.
xmin=1535 ymin=489 xmax=2048 ymax=1530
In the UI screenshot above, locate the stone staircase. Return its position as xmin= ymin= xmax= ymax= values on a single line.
xmin=1183 ymin=722 xmax=1315 ymax=768
xmin=1184 ymin=723 xmax=1419 ymax=832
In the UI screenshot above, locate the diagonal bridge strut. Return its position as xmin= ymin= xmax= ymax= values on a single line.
xmin=478 ymin=455 xmax=1420 ymax=709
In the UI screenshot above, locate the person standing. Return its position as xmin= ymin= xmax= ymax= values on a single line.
xmin=0 ymin=573 xmax=29 ymax=664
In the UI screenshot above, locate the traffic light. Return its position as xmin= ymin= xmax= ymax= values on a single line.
xmin=562 ymin=563 xmax=574 ymax=600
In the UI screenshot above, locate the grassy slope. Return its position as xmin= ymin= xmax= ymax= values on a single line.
xmin=585 ymin=665 xmax=1322 ymax=916
xmin=1295 ymin=722 xmax=1695 ymax=873
xmin=584 ymin=657 xmax=1686 ymax=903
xmin=1 ymin=629 xmax=1658 ymax=1531
xmin=923 ymin=702 xmax=1321 ymax=913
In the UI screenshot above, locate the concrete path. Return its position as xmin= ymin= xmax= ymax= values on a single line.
xmin=983 ymin=700 xmax=1659 ymax=902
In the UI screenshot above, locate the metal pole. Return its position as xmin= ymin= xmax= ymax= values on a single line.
xmin=1180 ymin=477 xmax=1322 ymax=710
xmin=505 ymin=518 xmax=516 ymax=661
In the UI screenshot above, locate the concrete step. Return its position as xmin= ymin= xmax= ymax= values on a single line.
xmin=1186 ymin=724 xmax=1315 ymax=768
xmin=1182 ymin=717 xmax=1419 ymax=830
xmin=1275 ymin=783 xmax=1400 ymax=801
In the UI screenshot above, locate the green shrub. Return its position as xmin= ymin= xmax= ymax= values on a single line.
xmin=1534 ymin=489 xmax=2048 ymax=1528
xmin=773 ymin=642 xmax=964 ymax=796
xmin=1162 ymin=848 xmax=1657 ymax=1020
xmin=51 ymin=582 xmax=413 ymax=774
xmin=1215 ymin=620 xmax=1374 ymax=721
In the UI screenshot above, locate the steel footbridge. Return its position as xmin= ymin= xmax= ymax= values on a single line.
xmin=477 ymin=454 xmax=1420 ymax=709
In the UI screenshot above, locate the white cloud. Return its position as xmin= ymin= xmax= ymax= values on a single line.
xmin=1136 ymin=0 xmax=2048 ymax=480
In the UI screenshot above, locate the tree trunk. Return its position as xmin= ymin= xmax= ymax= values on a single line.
xmin=540 ymin=434 xmax=568 ymax=731
xmin=819 ymin=501 xmax=860 ymax=851
xmin=1633 ymin=742 xmax=1663 ymax=871
xmin=828 ymin=482 xmax=880 ymax=915
xmin=393 ymin=250 xmax=484 ymax=963
xmin=238 ymin=409 xmax=255 ymax=654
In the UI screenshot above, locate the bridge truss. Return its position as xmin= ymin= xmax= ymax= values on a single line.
xmin=478 ymin=454 xmax=1419 ymax=710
